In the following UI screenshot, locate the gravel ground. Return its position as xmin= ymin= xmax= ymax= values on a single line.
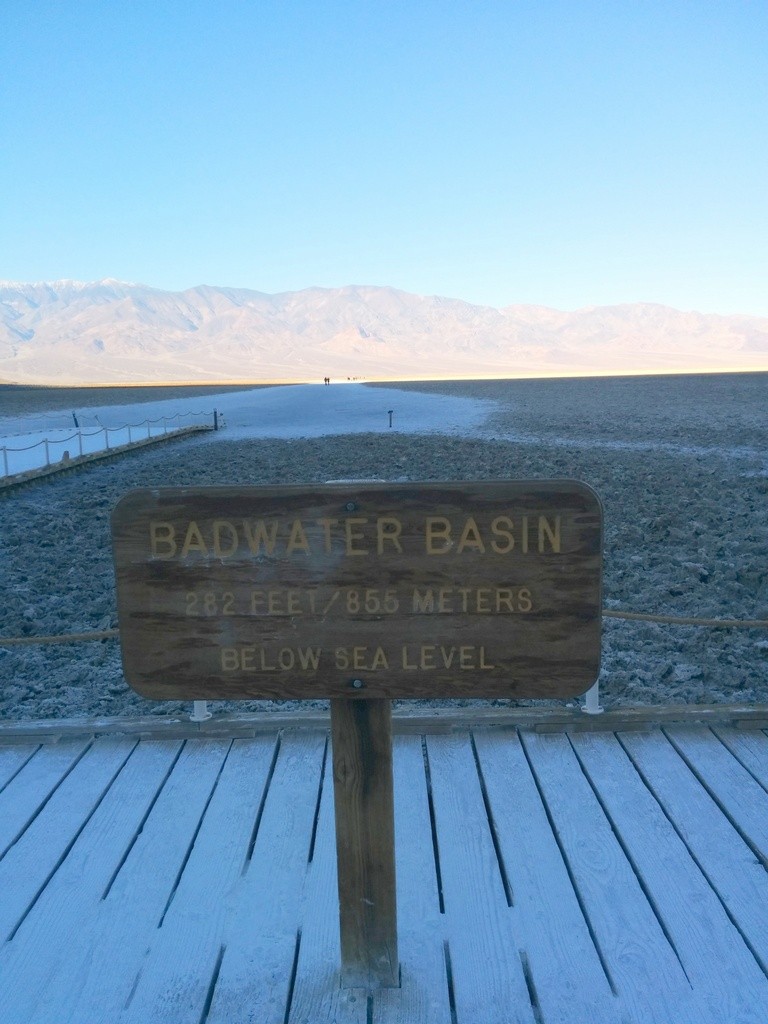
xmin=1 ymin=373 xmax=767 ymax=721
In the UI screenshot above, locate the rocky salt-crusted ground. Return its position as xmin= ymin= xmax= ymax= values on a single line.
xmin=1 ymin=373 xmax=767 ymax=721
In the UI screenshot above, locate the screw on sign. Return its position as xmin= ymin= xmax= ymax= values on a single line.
xmin=111 ymin=480 xmax=602 ymax=989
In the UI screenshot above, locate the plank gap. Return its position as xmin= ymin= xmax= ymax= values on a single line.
xmin=6 ymin=739 xmax=138 ymax=942
xmin=122 ymin=965 xmax=144 ymax=1011
xmin=307 ymin=736 xmax=328 ymax=864
xmin=565 ymin=732 xmax=693 ymax=988
xmin=442 ymin=940 xmax=458 ymax=1024
xmin=102 ymin=739 xmax=186 ymax=900
xmin=0 ymin=745 xmax=41 ymax=796
xmin=618 ymin=731 xmax=768 ymax=981
xmin=243 ymin=733 xmax=282 ymax=873
xmin=518 ymin=950 xmax=544 ymax=1024
xmin=664 ymin=727 xmax=768 ymax=872
xmin=199 ymin=943 xmax=226 ymax=1024
xmin=421 ymin=736 xmax=445 ymax=915
xmin=282 ymin=928 xmax=302 ymax=1024
xmin=470 ymin=730 xmax=514 ymax=907
xmin=517 ymin=730 xmax=619 ymax=996
xmin=0 ymin=739 xmax=94 ymax=862
xmin=712 ymin=728 xmax=768 ymax=799
xmin=366 ymin=994 xmax=374 ymax=1024
xmin=158 ymin=739 xmax=234 ymax=928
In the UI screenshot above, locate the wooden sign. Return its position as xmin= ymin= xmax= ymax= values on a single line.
xmin=111 ymin=481 xmax=602 ymax=701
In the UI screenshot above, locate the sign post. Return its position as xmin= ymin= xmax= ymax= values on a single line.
xmin=112 ymin=480 xmax=602 ymax=989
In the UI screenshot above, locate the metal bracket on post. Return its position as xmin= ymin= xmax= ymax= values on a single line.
xmin=581 ymin=679 xmax=604 ymax=715
xmin=189 ymin=700 xmax=212 ymax=722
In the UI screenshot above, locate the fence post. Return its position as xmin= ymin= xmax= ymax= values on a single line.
xmin=2 ymin=447 xmax=7 ymax=477
xmin=128 ymin=425 xmax=132 ymax=444
xmin=214 ymin=409 xmax=218 ymax=431
xmin=105 ymin=428 xmax=110 ymax=450
xmin=146 ymin=420 xmax=151 ymax=439
xmin=44 ymin=439 xmax=50 ymax=466
xmin=78 ymin=432 xmax=83 ymax=457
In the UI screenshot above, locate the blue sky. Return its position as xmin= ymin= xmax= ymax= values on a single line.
xmin=2 ymin=1 xmax=766 ymax=314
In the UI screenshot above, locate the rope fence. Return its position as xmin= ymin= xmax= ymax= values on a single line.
xmin=1 ymin=610 xmax=766 ymax=647
xmin=1 ymin=410 xmax=215 ymax=478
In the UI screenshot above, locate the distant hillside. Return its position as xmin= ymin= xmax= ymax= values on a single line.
xmin=1 ymin=279 xmax=767 ymax=384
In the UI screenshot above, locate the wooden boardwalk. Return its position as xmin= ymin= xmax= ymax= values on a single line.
xmin=1 ymin=715 xmax=768 ymax=1023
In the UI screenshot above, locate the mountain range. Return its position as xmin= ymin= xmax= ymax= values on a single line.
xmin=1 ymin=279 xmax=767 ymax=384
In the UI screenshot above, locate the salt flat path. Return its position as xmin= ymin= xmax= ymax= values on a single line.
xmin=1 ymin=717 xmax=768 ymax=1023
xmin=0 ymin=385 xmax=493 ymax=477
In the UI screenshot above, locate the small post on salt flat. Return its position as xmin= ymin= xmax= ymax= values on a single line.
xmin=331 ymin=695 xmax=399 ymax=989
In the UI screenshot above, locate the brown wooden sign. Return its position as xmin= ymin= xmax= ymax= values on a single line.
xmin=111 ymin=481 xmax=602 ymax=701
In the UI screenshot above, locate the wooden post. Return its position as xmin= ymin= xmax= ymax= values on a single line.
xmin=330 ymin=697 xmax=399 ymax=989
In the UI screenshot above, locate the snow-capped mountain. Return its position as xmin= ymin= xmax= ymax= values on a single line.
xmin=1 ymin=280 xmax=766 ymax=384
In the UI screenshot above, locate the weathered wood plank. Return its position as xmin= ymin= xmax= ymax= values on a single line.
xmin=0 ymin=738 xmax=90 ymax=857
xmin=117 ymin=735 xmax=280 ymax=1024
xmin=571 ymin=730 xmax=768 ymax=1022
xmin=29 ymin=739 xmax=233 ymax=1024
xmin=715 ymin=727 xmax=768 ymax=785
xmin=205 ymin=731 xmax=327 ymax=1024
xmin=0 ymin=738 xmax=183 ymax=1024
xmin=620 ymin=729 xmax=768 ymax=975
xmin=520 ymin=730 xmax=695 ymax=1023
xmin=287 ymin=741 xmax=369 ymax=1024
xmin=0 ymin=744 xmax=39 ymax=790
xmin=472 ymin=729 xmax=621 ymax=1024
xmin=373 ymin=734 xmax=453 ymax=1024
xmin=0 ymin=737 xmax=135 ymax=941
xmin=666 ymin=727 xmax=768 ymax=867
xmin=331 ymin=698 xmax=398 ymax=988
xmin=426 ymin=732 xmax=537 ymax=1024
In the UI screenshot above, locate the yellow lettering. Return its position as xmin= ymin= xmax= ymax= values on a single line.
xmin=496 ymin=588 xmax=514 ymax=612
xmin=286 ymin=519 xmax=310 ymax=555
xmin=335 ymin=647 xmax=350 ymax=670
xmin=440 ymin=646 xmax=456 ymax=668
xmin=243 ymin=519 xmax=278 ymax=555
xmin=345 ymin=518 xmax=369 ymax=555
xmin=241 ymin=647 xmax=256 ymax=670
xmin=377 ymin=516 xmax=403 ymax=554
xmin=457 ymin=516 xmax=485 ymax=554
xmin=425 ymin=516 xmax=452 ymax=554
xmin=420 ymin=645 xmax=436 ymax=670
xmin=286 ymin=591 xmax=302 ymax=615
xmin=479 ymin=647 xmax=495 ymax=669
xmin=490 ymin=516 xmax=514 ymax=554
xmin=412 ymin=588 xmax=435 ymax=612
xmin=519 ymin=588 xmax=533 ymax=613
xmin=298 ymin=647 xmax=321 ymax=670
xmin=268 ymin=591 xmax=284 ymax=615
xmin=476 ymin=588 xmax=491 ymax=613
xmin=437 ymin=588 xmax=453 ymax=613
xmin=250 ymin=590 xmax=266 ymax=614
xmin=213 ymin=520 xmax=238 ymax=558
xmin=538 ymin=515 xmax=561 ymax=553
xmin=150 ymin=521 xmax=177 ymax=559
xmin=459 ymin=646 xmax=475 ymax=669
xmin=181 ymin=521 xmax=208 ymax=558
xmin=221 ymin=647 xmax=239 ymax=671
xmin=402 ymin=646 xmax=418 ymax=670
xmin=371 ymin=646 xmax=388 ymax=669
